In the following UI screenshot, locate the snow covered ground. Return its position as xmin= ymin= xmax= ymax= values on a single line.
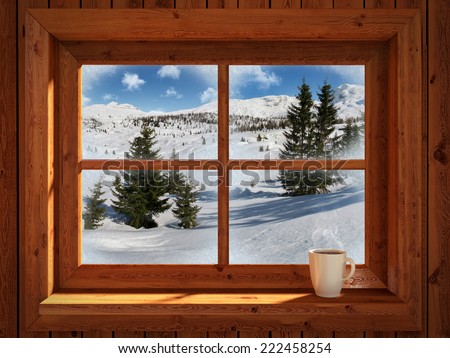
xmin=82 ymin=85 xmax=365 ymax=265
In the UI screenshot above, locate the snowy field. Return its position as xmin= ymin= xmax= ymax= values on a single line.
xmin=81 ymin=86 xmax=365 ymax=265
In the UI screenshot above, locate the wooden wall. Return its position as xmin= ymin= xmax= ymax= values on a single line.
xmin=0 ymin=0 xmax=448 ymax=338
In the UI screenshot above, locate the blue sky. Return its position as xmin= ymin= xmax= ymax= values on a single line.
xmin=82 ymin=65 xmax=364 ymax=112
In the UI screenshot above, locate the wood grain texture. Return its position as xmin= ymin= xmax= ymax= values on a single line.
xmin=64 ymin=41 xmax=379 ymax=65
xmin=82 ymin=0 xmax=112 ymax=8
xmin=238 ymin=0 xmax=269 ymax=8
xmin=239 ymin=331 xmax=270 ymax=337
xmin=50 ymin=0 xmax=81 ymax=7
xmin=18 ymin=0 xmax=50 ymax=339
xmin=61 ymin=265 xmax=384 ymax=289
xmin=208 ymin=0 xmax=237 ymax=8
xmin=176 ymin=0 xmax=206 ymax=8
xmin=177 ymin=331 xmax=207 ymax=337
xmin=396 ymin=0 xmax=420 ymax=9
xmin=333 ymin=0 xmax=363 ymax=8
xmin=80 ymin=159 xmax=365 ymax=171
xmin=23 ymin=11 xmax=56 ymax=332
xmin=52 ymin=331 xmax=82 ymax=338
xmin=146 ymin=331 xmax=177 ymax=337
xmin=391 ymin=10 xmax=424 ymax=331
xmin=115 ymin=331 xmax=145 ymax=337
xmin=365 ymin=44 xmax=389 ymax=285
xmin=218 ymin=65 xmax=229 ymax=265
xmin=28 ymin=9 xmax=416 ymax=42
xmin=83 ymin=330 xmax=114 ymax=337
xmin=364 ymin=0 xmax=394 ymax=8
xmin=144 ymin=0 xmax=174 ymax=7
xmin=270 ymin=0 xmax=300 ymax=8
xmin=112 ymin=0 xmax=143 ymax=7
xmin=0 ymin=0 xmax=17 ymax=338
xmin=428 ymin=0 xmax=450 ymax=338
xmin=58 ymin=45 xmax=81 ymax=286
xmin=301 ymin=0 xmax=332 ymax=8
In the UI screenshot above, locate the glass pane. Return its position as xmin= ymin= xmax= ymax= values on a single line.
xmin=82 ymin=170 xmax=218 ymax=264
xmin=82 ymin=65 xmax=218 ymax=160
xmin=229 ymin=170 xmax=365 ymax=264
xmin=229 ymin=65 xmax=365 ymax=160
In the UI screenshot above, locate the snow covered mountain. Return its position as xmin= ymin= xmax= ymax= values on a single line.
xmin=82 ymin=84 xmax=364 ymax=122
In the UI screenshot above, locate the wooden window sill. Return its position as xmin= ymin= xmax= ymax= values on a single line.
xmin=33 ymin=289 xmax=417 ymax=331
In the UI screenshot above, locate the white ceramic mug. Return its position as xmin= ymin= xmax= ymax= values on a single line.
xmin=308 ymin=249 xmax=356 ymax=298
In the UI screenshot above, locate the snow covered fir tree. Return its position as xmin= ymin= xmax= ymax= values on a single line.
xmin=82 ymin=178 xmax=107 ymax=230
xmin=279 ymin=80 xmax=352 ymax=196
xmin=111 ymin=125 xmax=170 ymax=229
xmin=171 ymin=176 xmax=201 ymax=229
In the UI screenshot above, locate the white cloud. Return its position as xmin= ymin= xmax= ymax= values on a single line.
xmin=82 ymin=95 xmax=91 ymax=106
xmin=318 ymin=65 xmax=365 ymax=85
xmin=230 ymin=66 xmax=281 ymax=95
xmin=163 ymin=87 xmax=183 ymax=99
xmin=122 ymin=72 xmax=146 ymax=91
xmin=82 ymin=65 xmax=117 ymax=91
xmin=200 ymin=87 xmax=218 ymax=103
xmin=103 ymin=93 xmax=118 ymax=101
xmin=157 ymin=65 xmax=181 ymax=80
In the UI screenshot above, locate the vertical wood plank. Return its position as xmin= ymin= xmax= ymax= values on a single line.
xmin=271 ymin=331 xmax=301 ymax=338
xmin=58 ymin=45 xmax=81 ymax=287
xmin=366 ymin=44 xmax=389 ymax=285
xmin=23 ymin=10 xmax=55 ymax=334
xmin=365 ymin=331 xmax=396 ymax=338
xmin=218 ymin=65 xmax=229 ymax=265
xmin=176 ymin=0 xmax=206 ymax=8
xmin=0 ymin=0 xmax=17 ymax=338
xmin=333 ymin=0 xmax=363 ymax=8
xmin=116 ymin=331 xmax=146 ymax=337
xmin=18 ymin=0 xmax=50 ymax=339
xmin=239 ymin=331 xmax=270 ymax=338
xmin=177 ymin=331 xmax=208 ymax=338
xmin=394 ymin=10 xmax=424 ymax=334
xmin=270 ymin=0 xmax=300 ymax=8
xmin=146 ymin=332 xmax=177 ymax=338
xmin=49 ymin=0 xmax=81 ymax=7
xmin=301 ymin=0 xmax=332 ymax=9
xmin=396 ymin=0 xmax=420 ymax=8
xmin=82 ymin=1 xmax=112 ymax=8
xmin=364 ymin=0 xmax=394 ymax=8
xmin=112 ymin=0 xmax=143 ymax=7
xmin=52 ymin=331 xmax=82 ymax=338
xmin=334 ymin=331 xmax=365 ymax=338
xmin=208 ymin=0 xmax=237 ymax=8
xmin=428 ymin=0 xmax=450 ymax=338
xmin=144 ymin=0 xmax=174 ymax=7
xmin=208 ymin=331 xmax=238 ymax=338
xmin=302 ymin=330 xmax=334 ymax=338
xmin=83 ymin=331 xmax=114 ymax=337
xmin=238 ymin=0 xmax=269 ymax=8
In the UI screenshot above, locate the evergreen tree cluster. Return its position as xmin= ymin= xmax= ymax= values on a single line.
xmin=279 ymin=80 xmax=363 ymax=196
xmin=83 ymin=125 xmax=201 ymax=230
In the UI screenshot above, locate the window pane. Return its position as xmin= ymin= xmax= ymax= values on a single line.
xmin=82 ymin=65 xmax=218 ymax=160
xmin=82 ymin=170 xmax=218 ymax=264
xmin=229 ymin=65 xmax=365 ymax=160
xmin=229 ymin=170 xmax=365 ymax=264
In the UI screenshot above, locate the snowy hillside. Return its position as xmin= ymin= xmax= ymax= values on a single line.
xmin=81 ymin=84 xmax=365 ymax=265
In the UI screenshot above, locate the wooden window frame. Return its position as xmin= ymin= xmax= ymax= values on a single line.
xmin=22 ymin=9 xmax=424 ymax=332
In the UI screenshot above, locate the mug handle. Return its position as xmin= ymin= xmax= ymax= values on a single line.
xmin=343 ymin=257 xmax=356 ymax=281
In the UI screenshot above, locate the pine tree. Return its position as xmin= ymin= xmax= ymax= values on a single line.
xmin=338 ymin=118 xmax=364 ymax=158
xmin=166 ymin=149 xmax=185 ymax=195
xmin=279 ymin=80 xmax=315 ymax=196
xmin=313 ymin=81 xmax=339 ymax=158
xmin=111 ymin=125 xmax=170 ymax=229
xmin=172 ymin=178 xmax=201 ymax=229
xmin=83 ymin=178 xmax=107 ymax=230
xmin=312 ymin=81 xmax=341 ymax=192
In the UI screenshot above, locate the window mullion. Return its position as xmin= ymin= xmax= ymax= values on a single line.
xmin=218 ymin=64 xmax=229 ymax=266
